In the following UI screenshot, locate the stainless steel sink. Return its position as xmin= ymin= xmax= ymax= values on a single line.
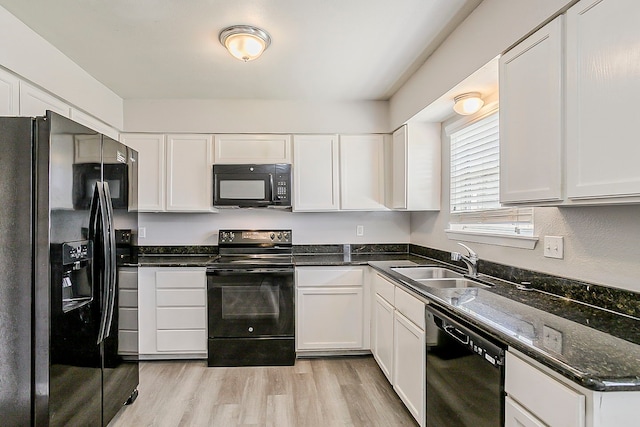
xmin=390 ymin=266 xmax=491 ymax=290
xmin=414 ymin=278 xmax=491 ymax=289
xmin=391 ymin=266 xmax=463 ymax=281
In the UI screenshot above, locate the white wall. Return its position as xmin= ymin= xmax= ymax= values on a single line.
xmin=124 ymin=99 xmax=389 ymax=134
xmin=410 ymin=118 xmax=640 ymax=294
xmin=0 ymin=6 xmax=123 ymax=128
xmin=138 ymin=210 xmax=410 ymax=246
xmin=390 ymin=0 xmax=575 ymax=129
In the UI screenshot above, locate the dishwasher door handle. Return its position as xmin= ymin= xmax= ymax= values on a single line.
xmin=443 ymin=324 xmax=470 ymax=345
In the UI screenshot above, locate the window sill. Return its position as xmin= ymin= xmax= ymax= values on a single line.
xmin=445 ymin=229 xmax=538 ymax=250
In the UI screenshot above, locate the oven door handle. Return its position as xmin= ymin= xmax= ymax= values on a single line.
xmin=208 ymin=268 xmax=295 ymax=275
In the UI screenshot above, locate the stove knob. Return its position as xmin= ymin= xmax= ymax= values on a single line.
xmin=283 ymin=231 xmax=290 ymax=241
xmin=277 ymin=232 xmax=283 ymax=240
xmin=270 ymin=233 xmax=275 ymax=240
xmin=248 ymin=327 xmax=254 ymax=333
xmin=229 ymin=232 xmax=235 ymax=241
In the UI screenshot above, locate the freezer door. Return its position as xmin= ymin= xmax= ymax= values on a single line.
xmin=0 ymin=117 xmax=36 ymax=426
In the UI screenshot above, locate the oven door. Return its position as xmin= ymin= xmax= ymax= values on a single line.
xmin=207 ymin=268 xmax=294 ymax=338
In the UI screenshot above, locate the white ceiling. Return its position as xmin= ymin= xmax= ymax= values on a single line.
xmin=0 ymin=0 xmax=483 ymax=101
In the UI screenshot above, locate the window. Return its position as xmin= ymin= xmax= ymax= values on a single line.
xmin=447 ymin=109 xmax=535 ymax=247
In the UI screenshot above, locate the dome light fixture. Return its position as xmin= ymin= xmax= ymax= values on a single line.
xmin=453 ymin=92 xmax=484 ymax=115
xmin=219 ymin=25 xmax=271 ymax=62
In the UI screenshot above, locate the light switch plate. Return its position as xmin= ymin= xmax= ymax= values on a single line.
xmin=356 ymin=225 xmax=364 ymax=236
xmin=543 ymin=235 xmax=563 ymax=259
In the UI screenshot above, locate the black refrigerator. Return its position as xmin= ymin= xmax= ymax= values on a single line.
xmin=0 ymin=111 xmax=139 ymax=426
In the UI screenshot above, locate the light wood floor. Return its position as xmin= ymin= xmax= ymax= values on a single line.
xmin=108 ymin=356 xmax=418 ymax=427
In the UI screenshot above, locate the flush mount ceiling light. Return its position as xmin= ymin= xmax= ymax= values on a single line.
xmin=219 ymin=25 xmax=271 ymax=62
xmin=453 ymin=92 xmax=484 ymax=115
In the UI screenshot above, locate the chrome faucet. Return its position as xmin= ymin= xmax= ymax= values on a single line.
xmin=451 ymin=243 xmax=478 ymax=277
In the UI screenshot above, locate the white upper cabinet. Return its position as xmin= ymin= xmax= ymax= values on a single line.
xmin=499 ymin=0 xmax=640 ymax=206
xmin=166 ymin=134 xmax=215 ymax=212
xmin=292 ymin=134 xmax=340 ymax=211
xmin=214 ymin=134 xmax=292 ymax=164
xmin=499 ymin=16 xmax=564 ymax=204
xmin=121 ymin=133 xmax=215 ymax=212
xmin=19 ymin=81 xmax=70 ymax=118
xmin=120 ymin=134 xmax=167 ymax=211
xmin=70 ymin=108 xmax=119 ymax=140
xmin=389 ymin=123 xmax=441 ymax=211
xmin=339 ymin=134 xmax=386 ymax=210
xmin=565 ymin=0 xmax=640 ymax=201
xmin=0 ymin=68 xmax=19 ymax=115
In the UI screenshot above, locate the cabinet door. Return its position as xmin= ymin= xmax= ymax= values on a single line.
xmin=499 ymin=16 xmax=563 ymax=204
xmin=19 ymin=81 xmax=70 ymax=117
xmin=214 ymin=134 xmax=292 ymax=164
xmin=339 ymin=134 xmax=386 ymax=210
xmin=372 ymin=294 xmax=394 ymax=382
xmin=296 ymin=287 xmax=364 ymax=350
xmin=70 ymin=108 xmax=119 ymax=140
xmin=166 ymin=134 xmax=214 ymax=212
xmin=0 ymin=68 xmax=19 ymax=115
xmin=566 ymin=0 xmax=640 ymax=200
xmin=391 ymin=126 xmax=408 ymax=209
xmin=120 ymin=134 xmax=166 ymax=211
xmin=393 ymin=311 xmax=425 ymax=426
xmin=292 ymin=134 xmax=340 ymax=211
xmin=390 ymin=124 xmax=441 ymax=211
xmin=505 ymin=397 xmax=545 ymax=427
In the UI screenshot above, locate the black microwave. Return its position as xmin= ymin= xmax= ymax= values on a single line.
xmin=72 ymin=163 xmax=129 ymax=210
xmin=213 ymin=164 xmax=291 ymax=208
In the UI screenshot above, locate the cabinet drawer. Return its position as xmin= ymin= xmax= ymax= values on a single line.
xmin=394 ymin=287 xmax=424 ymax=329
xmin=156 ymin=330 xmax=207 ymax=352
xmin=374 ymin=273 xmax=395 ymax=304
xmin=156 ymin=289 xmax=206 ymax=307
xmin=118 ymin=330 xmax=138 ymax=354
xmin=156 ymin=270 xmax=205 ymax=289
xmin=506 ymin=352 xmax=585 ymax=427
xmin=119 ymin=307 xmax=138 ymax=329
xmin=118 ymin=269 xmax=138 ymax=289
xmin=156 ymin=307 xmax=206 ymax=329
xmin=296 ymin=267 xmax=363 ymax=287
xmin=119 ymin=289 xmax=138 ymax=307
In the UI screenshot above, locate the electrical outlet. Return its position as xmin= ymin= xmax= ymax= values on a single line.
xmin=138 ymin=227 xmax=146 ymax=239
xmin=543 ymin=236 xmax=564 ymax=259
xmin=356 ymin=225 xmax=364 ymax=236
xmin=542 ymin=325 xmax=563 ymax=354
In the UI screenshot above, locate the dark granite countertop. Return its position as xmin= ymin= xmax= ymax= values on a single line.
xmin=134 ymin=247 xmax=640 ymax=391
xmin=368 ymin=260 xmax=640 ymax=392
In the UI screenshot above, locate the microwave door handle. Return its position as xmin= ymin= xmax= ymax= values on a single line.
xmin=102 ymin=182 xmax=117 ymax=339
xmin=269 ymin=174 xmax=275 ymax=202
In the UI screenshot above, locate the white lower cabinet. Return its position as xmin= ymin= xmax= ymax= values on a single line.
xmin=295 ymin=266 xmax=367 ymax=353
xmin=117 ymin=267 xmax=138 ymax=355
xmin=138 ymin=267 xmax=207 ymax=359
xmin=505 ymin=397 xmax=545 ymax=427
xmin=372 ymin=294 xmax=394 ymax=381
xmin=371 ymin=272 xmax=425 ymax=426
xmin=506 ymin=350 xmax=640 ymax=427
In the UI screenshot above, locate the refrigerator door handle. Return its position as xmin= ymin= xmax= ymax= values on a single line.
xmin=95 ymin=182 xmax=112 ymax=344
xmin=103 ymin=182 xmax=117 ymax=339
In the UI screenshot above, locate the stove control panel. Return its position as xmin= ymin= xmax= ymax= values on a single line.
xmin=218 ymin=229 xmax=292 ymax=244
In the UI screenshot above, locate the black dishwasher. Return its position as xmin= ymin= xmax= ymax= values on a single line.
xmin=425 ymin=304 xmax=505 ymax=427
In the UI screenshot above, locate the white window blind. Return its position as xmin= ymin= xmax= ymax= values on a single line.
xmin=449 ymin=110 xmax=533 ymax=236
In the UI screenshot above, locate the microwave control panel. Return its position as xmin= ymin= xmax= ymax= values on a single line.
xmin=274 ymin=164 xmax=291 ymax=204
